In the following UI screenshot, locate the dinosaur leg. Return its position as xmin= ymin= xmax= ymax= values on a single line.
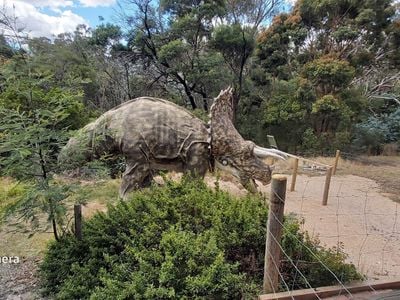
xmin=119 ymin=161 xmax=151 ymax=199
xmin=240 ymin=177 xmax=258 ymax=194
xmin=183 ymin=144 xmax=209 ymax=179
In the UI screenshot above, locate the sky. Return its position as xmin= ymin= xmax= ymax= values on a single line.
xmin=2 ymin=0 xmax=119 ymax=38
xmin=2 ymin=0 xmax=297 ymax=39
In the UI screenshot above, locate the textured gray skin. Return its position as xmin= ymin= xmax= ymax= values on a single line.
xmin=59 ymin=97 xmax=210 ymax=197
xmin=60 ymin=89 xmax=280 ymax=197
xmin=210 ymin=88 xmax=272 ymax=192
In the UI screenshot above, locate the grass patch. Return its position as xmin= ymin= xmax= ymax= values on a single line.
xmin=0 ymin=177 xmax=27 ymax=216
xmin=0 ymin=177 xmax=52 ymax=257
xmin=70 ymin=179 xmax=120 ymax=205
xmin=0 ymin=177 xmax=121 ymax=257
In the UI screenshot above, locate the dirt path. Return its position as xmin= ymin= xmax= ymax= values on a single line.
xmin=283 ymin=175 xmax=400 ymax=280
xmin=206 ymin=174 xmax=400 ymax=280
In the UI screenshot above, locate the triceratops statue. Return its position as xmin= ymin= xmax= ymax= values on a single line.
xmin=59 ymin=87 xmax=286 ymax=197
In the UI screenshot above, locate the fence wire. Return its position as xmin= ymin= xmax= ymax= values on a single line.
xmin=263 ymin=160 xmax=399 ymax=297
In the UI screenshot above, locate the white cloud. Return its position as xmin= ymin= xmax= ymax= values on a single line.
xmin=12 ymin=0 xmax=74 ymax=10
xmin=5 ymin=1 xmax=73 ymax=15
xmin=285 ymin=0 xmax=297 ymax=5
xmin=79 ymin=0 xmax=116 ymax=7
xmin=2 ymin=1 xmax=88 ymax=38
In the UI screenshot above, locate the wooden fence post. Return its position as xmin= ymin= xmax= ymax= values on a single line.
xmin=322 ymin=167 xmax=333 ymax=206
xmin=74 ymin=204 xmax=82 ymax=240
xmin=290 ymin=158 xmax=299 ymax=192
xmin=332 ymin=150 xmax=340 ymax=175
xmin=263 ymin=175 xmax=287 ymax=294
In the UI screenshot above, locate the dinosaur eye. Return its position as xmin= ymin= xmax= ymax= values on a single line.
xmin=222 ymin=159 xmax=228 ymax=166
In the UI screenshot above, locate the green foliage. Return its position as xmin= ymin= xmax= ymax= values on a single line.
xmin=353 ymin=108 xmax=400 ymax=154
xmin=388 ymin=20 xmax=400 ymax=67
xmin=126 ymin=0 xmax=278 ymax=110
xmin=280 ymin=217 xmax=361 ymax=289
xmin=211 ymin=24 xmax=255 ymax=77
xmin=89 ymin=23 xmax=122 ymax=48
xmin=0 ymin=47 xmax=89 ymax=239
xmin=40 ymin=179 xmax=361 ymax=299
xmin=24 ymin=27 xmax=129 ymax=111
xmin=312 ymin=95 xmax=341 ymax=118
xmin=1 ymin=181 xmax=72 ymax=236
xmin=191 ymin=108 xmax=210 ymax=122
xmin=0 ymin=53 xmax=89 ymax=129
xmin=159 ymin=40 xmax=190 ymax=66
xmin=264 ymin=79 xmax=310 ymax=124
xmin=161 ymin=0 xmax=225 ymax=19
xmin=0 ymin=108 xmax=68 ymax=180
xmin=252 ymin=0 xmax=399 ymax=154
xmin=0 ymin=34 xmax=14 ymax=58
xmin=303 ymin=58 xmax=355 ymax=93
xmin=256 ymin=12 xmax=307 ymax=79
xmin=298 ymin=0 xmax=394 ymax=45
xmin=128 ymin=0 xmax=230 ymax=110
xmin=298 ymin=128 xmax=321 ymax=154
xmin=237 ymin=78 xmax=315 ymax=151
xmin=0 ymin=105 xmax=74 ymax=237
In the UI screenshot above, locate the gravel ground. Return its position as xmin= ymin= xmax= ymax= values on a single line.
xmin=0 ymin=257 xmax=44 ymax=300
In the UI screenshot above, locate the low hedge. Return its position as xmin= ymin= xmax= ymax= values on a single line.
xmin=40 ymin=178 xmax=361 ymax=299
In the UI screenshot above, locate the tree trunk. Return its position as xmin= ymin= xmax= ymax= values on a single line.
xmin=175 ymin=74 xmax=197 ymax=109
xmin=52 ymin=218 xmax=59 ymax=241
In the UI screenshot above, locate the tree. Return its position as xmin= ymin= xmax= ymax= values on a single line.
xmin=216 ymin=0 xmax=284 ymax=113
xmin=121 ymin=0 xmax=228 ymax=110
xmin=0 ymin=69 xmax=84 ymax=240
xmin=0 ymin=106 xmax=71 ymax=241
xmin=210 ymin=24 xmax=255 ymax=115
xmin=121 ymin=0 xmax=284 ymax=112
xmin=0 ymin=13 xmax=88 ymax=240
xmin=250 ymin=0 xmax=399 ymax=152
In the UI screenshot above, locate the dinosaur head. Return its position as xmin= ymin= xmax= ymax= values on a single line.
xmin=58 ymin=124 xmax=96 ymax=169
xmin=210 ymin=87 xmax=286 ymax=189
xmin=59 ymin=117 xmax=119 ymax=171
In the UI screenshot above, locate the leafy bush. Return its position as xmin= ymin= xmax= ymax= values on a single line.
xmin=40 ymin=178 xmax=362 ymax=299
xmin=353 ymin=108 xmax=400 ymax=154
xmin=302 ymin=57 xmax=355 ymax=90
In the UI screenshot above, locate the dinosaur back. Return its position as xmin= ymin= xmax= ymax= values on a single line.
xmin=97 ymin=97 xmax=209 ymax=160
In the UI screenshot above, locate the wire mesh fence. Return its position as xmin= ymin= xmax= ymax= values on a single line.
xmin=261 ymin=154 xmax=400 ymax=298
xmin=284 ymin=175 xmax=400 ymax=278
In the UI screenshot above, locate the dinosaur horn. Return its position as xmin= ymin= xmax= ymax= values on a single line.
xmin=253 ymin=146 xmax=287 ymax=160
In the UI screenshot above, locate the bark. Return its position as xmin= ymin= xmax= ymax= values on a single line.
xmin=52 ymin=218 xmax=59 ymax=241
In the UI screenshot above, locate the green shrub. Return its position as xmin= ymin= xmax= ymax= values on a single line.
xmin=40 ymin=178 xmax=362 ymax=299
xmin=353 ymin=108 xmax=400 ymax=154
